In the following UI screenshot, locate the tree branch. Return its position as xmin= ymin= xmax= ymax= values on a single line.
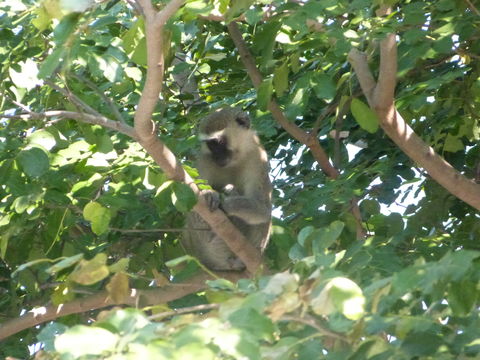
xmin=70 ymin=73 xmax=126 ymax=124
xmin=45 ymin=80 xmax=103 ymax=118
xmin=227 ymin=22 xmax=339 ymax=177
xmin=149 ymin=303 xmax=219 ymax=320
xmin=132 ymin=0 xmax=263 ymax=273
xmin=227 ymin=21 xmax=367 ymax=238
xmin=0 ymin=272 xmax=245 ymax=340
xmin=280 ymin=315 xmax=347 ymax=342
xmin=348 ymin=10 xmax=480 ymax=211
xmin=2 ymin=110 xmax=138 ymax=140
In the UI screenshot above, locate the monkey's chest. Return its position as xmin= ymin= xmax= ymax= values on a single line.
xmin=209 ymin=170 xmax=246 ymax=194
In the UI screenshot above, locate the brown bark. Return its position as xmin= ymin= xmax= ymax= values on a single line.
xmin=348 ymin=8 xmax=480 ymax=211
xmin=132 ymin=0 xmax=263 ymax=273
xmin=0 ymin=272 xmax=245 ymax=340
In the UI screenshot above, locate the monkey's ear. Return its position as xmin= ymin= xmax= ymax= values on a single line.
xmin=235 ymin=113 xmax=250 ymax=128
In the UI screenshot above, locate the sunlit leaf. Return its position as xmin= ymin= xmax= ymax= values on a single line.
xmin=171 ymin=182 xmax=197 ymax=213
xmin=9 ymin=59 xmax=41 ymax=90
xmin=45 ymin=254 xmax=84 ymax=275
xmin=69 ymin=253 xmax=109 ymax=285
xmin=273 ymin=62 xmax=289 ymax=97
xmin=27 ymin=130 xmax=57 ymax=151
xmin=55 ymin=326 xmax=118 ymax=356
xmin=310 ymin=277 xmax=365 ymax=320
xmin=257 ymin=77 xmax=274 ymax=111
xmin=350 ymin=98 xmax=379 ymax=133
xmin=106 ymin=272 xmax=129 ymax=303
xmin=38 ymin=47 xmax=65 ymax=79
xmin=83 ymin=202 xmax=111 ymax=235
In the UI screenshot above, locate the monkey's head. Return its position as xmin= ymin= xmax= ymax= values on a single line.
xmin=198 ymin=107 xmax=255 ymax=168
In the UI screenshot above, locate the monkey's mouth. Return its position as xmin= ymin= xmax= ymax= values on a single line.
xmin=212 ymin=155 xmax=231 ymax=167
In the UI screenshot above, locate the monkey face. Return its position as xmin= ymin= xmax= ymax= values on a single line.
xmin=199 ymin=107 xmax=254 ymax=168
xmin=205 ymin=136 xmax=232 ymax=167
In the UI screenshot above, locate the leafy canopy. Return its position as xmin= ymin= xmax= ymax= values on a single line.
xmin=1 ymin=0 xmax=480 ymax=359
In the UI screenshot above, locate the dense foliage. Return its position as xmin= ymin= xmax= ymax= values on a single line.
xmin=1 ymin=0 xmax=480 ymax=358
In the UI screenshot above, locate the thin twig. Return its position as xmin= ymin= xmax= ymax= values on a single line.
xmin=70 ymin=73 xmax=126 ymax=123
xmin=110 ymin=227 xmax=211 ymax=233
xmin=4 ymin=94 xmax=31 ymax=113
xmin=465 ymin=0 xmax=480 ymax=16
xmin=280 ymin=315 xmax=347 ymax=342
xmin=45 ymin=80 xmax=103 ymax=118
xmin=149 ymin=303 xmax=219 ymax=320
xmin=2 ymin=110 xmax=138 ymax=139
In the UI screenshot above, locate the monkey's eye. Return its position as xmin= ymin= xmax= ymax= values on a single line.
xmin=235 ymin=114 xmax=250 ymax=128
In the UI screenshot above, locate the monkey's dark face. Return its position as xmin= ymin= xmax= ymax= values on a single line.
xmin=205 ymin=135 xmax=232 ymax=167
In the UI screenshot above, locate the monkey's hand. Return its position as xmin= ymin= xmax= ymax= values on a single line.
xmin=199 ymin=189 xmax=221 ymax=212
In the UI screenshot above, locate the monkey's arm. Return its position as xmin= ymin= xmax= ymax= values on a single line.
xmin=221 ymin=195 xmax=271 ymax=224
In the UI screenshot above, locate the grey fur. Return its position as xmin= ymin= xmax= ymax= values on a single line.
xmin=182 ymin=107 xmax=272 ymax=270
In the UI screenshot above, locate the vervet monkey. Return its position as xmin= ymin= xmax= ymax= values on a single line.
xmin=182 ymin=107 xmax=272 ymax=270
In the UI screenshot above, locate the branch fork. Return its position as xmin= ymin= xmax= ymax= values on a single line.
xmin=348 ymin=7 xmax=480 ymax=211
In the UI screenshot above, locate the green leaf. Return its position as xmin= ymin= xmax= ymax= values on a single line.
xmin=51 ymin=283 xmax=75 ymax=305
xmin=172 ymin=182 xmax=197 ymax=213
xmin=360 ymin=199 xmax=380 ymax=216
xmin=16 ymin=147 xmax=50 ymax=177
xmin=109 ymin=258 xmax=130 ymax=273
xmin=257 ymin=77 xmax=274 ymax=111
xmin=154 ymin=180 xmax=174 ymax=213
xmin=54 ymin=325 xmax=118 ymax=357
xmin=253 ymin=22 xmax=281 ymax=68
xmin=206 ymin=278 xmax=236 ymax=291
xmin=0 ymin=235 xmax=8 ymax=259
xmin=297 ymin=226 xmax=315 ymax=246
xmin=184 ymin=0 xmax=214 ymax=20
xmin=401 ymin=332 xmax=443 ymax=357
xmin=38 ymin=47 xmax=65 ymax=79
xmin=311 ymin=73 xmax=336 ymax=101
xmin=12 ymin=193 xmax=43 ymax=214
xmin=12 ymin=258 xmax=56 ymax=277
xmin=69 ymin=253 xmax=109 ymax=285
xmin=224 ymin=0 xmax=254 ymax=22
xmin=312 ymin=221 xmax=345 ymax=252
xmin=310 ymin=277 xmax=365 ymax=320
xmin=165 ymin=255 xmax=195 ymax=267
xmin=60 ymin=0 xmax=94 ymax=13
xmin=350 ymin=98 xmax=379 ymax=133
xmin=83 ymin=202 xmax=111 ymax=235
xmin=37 ymin=323 xmax=68 ymax=352
xmin=45 ymin=254 xmax=84 ymax=275
xmin=273 ymin=62 xmax=289 ymax=97
xmin=448 ymin=280 xmax=478 ymax=316
xmin=262 ymin=272 xmax=299 ymax=296
xmin=228 ymin=308 xmax=275 ymax=342
xmin=106 ymin=272 xmax=129 ymax=303
xmin=32 ymin=6 xmax=51 ymax=31
xmin=434 ymin=23 xmax=455 ymax=36
xmin=9 ymin=59 xmax=41 ymax=90
xmin=444 ymin=134 xmax=464 ymax=152
xmin=53 ymin=13 xmax=80 ymax=46
xmin=27 ymin=130 xmax=57 ymax=150
xmin=290 ymin=52 xmax=300 ymax=73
